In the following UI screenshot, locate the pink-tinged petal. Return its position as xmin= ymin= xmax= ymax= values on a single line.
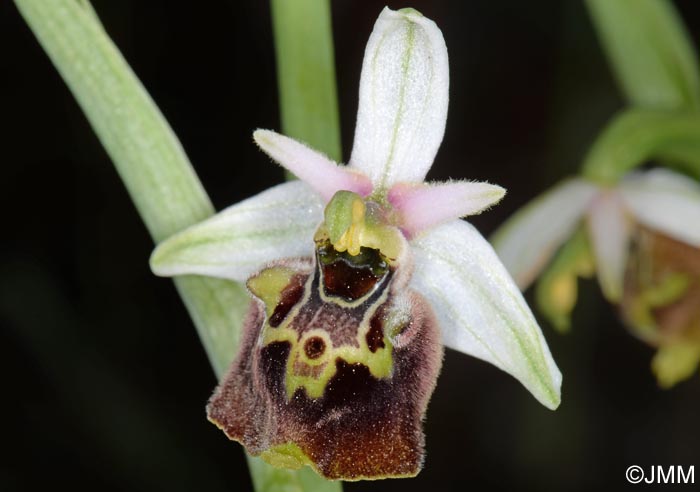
xmin=388 ymin=181 xmax=505 ymax=237
xmin=618 ymin=168 xmax=700 ymax=247
xmin=492 ymin=178 xmax=599 ymax=290
xmin=254 ymin=129 xmax=372 ymax=201
xmin=348 ymin=8 xmax=449 ymax=192
xmin=586 ymin=190 xmax=632 ymax=302
xmin=150 ymin=181 xmax=322 ymax=282
xmin=411 ymin=220 xmax=562 ymax=410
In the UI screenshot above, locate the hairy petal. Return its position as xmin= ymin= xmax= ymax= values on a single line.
xmin=492 ymin=178 xmax=599 ymax=290
xmin=619 ymin=168 xmax=700 ymax=247
xmin=412 ymin=220 xmax=562 ymax=410
xmin=349 ymin=7 xmax=449 ymax=192
xmin=388 ymin=181 xmax=505 ymax=237
xmin=150 ymin=181 xmax=322 ymax=281
xmin=254 ymin=130 xmax=372 ymax=202
xmin=586 ymin=190 xmax=632 ymax=302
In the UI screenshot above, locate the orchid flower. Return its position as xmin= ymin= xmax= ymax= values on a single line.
xmin=151 ymin=7 xmax=561 ymax=481
xmin=493 ymin=168 xmax=700 ymax=386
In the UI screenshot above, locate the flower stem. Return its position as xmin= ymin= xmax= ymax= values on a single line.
xmin=14 ymin=0 xmax=336 ymax=489
xmin=584 ymin=0 xmax=700 ymax=182
xmin=581 ymin=108 xmax=700 ymax=183
xmin=270 ymin=0 xmax=342 ymax=162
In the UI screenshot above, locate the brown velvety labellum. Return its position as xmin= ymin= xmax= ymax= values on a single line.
xmin=206 ymin=248 xmax=443 ymax=481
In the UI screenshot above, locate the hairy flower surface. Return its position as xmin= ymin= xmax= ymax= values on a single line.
xmin=493 ymin=168 xmax=700 ymax=385
xmin=151 ymin=7 xmax=561 ymax=480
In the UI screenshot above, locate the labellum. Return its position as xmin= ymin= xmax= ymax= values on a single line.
xmin=206 ymin=192 xmax=443 ymax=480
xmin=621 ymin=226 xmax=700 ymax=387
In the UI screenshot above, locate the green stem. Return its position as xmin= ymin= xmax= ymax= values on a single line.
xmin=270 ymin=0 xmax=342 ymax=162
xmin=14 ymin=1 xmax=336 ymax=490
xmin=585 ymin=0 xmax=700 ymax=183
xmin=581 ymin=108 xmax=700 ymax=183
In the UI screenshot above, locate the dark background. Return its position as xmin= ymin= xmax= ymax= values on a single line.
xmin=2 ymin=1 xmax=700 ymax=491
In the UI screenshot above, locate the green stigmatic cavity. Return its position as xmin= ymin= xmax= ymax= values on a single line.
xmin=319 ymin=190 xmax=405 ymax=261
xmin=324 ymin=190 xmax=364 ymax=246
xmin=206 ymin=199 xmax=443 ymax=481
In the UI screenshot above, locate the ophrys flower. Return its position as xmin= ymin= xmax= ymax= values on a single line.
xmin=151 ymin=7 xmax=561 ymax=480
xmin=494 ymin=169 xmax=700 ymax=302
xmin=493 ymin=168 xmax=700 ymax=386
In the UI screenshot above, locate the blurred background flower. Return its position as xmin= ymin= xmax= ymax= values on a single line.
xmin=494 ymin=167 xmax=700 ymax=387
xmin=493 ymin=0 xmax=700 ymax=390
xmin=3 ymin=1 xmax=700 ymax=491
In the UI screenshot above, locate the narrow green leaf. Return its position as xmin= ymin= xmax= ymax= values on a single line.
xmin=16 ymin=0 xmax=213 ymax=243
xmin=582 ymin=108 xmax=700 ymax=183
xmin=14 ymin=0 xmax=249 ymax=376
xmin=586 ymin=0 xmax=700 ymax=109
xmin=14 ymin=0 xmax=334 ymax=488
xmin=270 ymin=0 xmax=342 ymax=161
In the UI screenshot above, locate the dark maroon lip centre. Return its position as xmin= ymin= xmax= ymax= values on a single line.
xmin=317 ymin=244 xmax=389 ymax=302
